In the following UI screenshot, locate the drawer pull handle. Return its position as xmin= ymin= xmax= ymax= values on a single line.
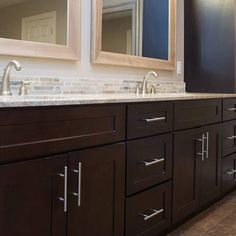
xmin=72 ymin=163 xmax=82 ymax=207
xmin=141 ymin=158 xmax=165 ymax=167
xmin=143 ymin=117 xmax=166 ymax=123
xmin=140 ymin=209 xmax=164 ymax=221
xmin=205 ymin=132 xmax=209 ymax=159
xmin=226 ymin=169 xmax=236 ymax=175
xmin=227 ymin=108 xmax=236 ymax=111
xmin=226 ymin=136 xmax=236 ymax=140
xmin=58 ymin=166 xmax=68 ymax=212
xmin=196 ymin=134 xmax=206 ymax=161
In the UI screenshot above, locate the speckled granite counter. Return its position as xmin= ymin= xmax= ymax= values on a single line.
xmin=0 ymin=93 xmax=236 ymax=108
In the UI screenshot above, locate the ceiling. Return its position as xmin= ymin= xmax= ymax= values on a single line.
xmin=0 ymin=0 xmax=31 ymax=9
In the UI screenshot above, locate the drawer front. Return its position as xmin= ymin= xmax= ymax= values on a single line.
xmin=174 ymin=99 xmax=222 ymax=130
xmin=223 ymin=120 xmax=236 ymax=157
xmin=222 ymin=154 xmax=236 ymax=192
xmin=223 ymin=98 xmax=236 ymax=121
xmin=0 ymin=104 xmax=126 ymax=163
xmin=126 ymin=181 xmax=172 ymax=236
xmin=127 ymin=102 xmax=173 ymax=139
xmin=126 ymin=134 xmax=172 ymax=196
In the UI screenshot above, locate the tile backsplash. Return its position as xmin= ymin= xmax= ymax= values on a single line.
xmin=9 ymin=77 xmax=185 ymax=95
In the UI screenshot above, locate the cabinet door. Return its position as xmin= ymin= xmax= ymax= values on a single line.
xmin=200 ymin=124 xmax=222 ymax=206
xmin=0 ymin=155 xmax=67 ymax=236
xmin=68 ymin=143 xmax=125 ymax=236
xmin=172 ymin=128 xmax=201 ymax=223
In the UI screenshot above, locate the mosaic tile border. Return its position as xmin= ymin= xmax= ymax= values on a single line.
xmin=8 ymin=77 xmax=185 ymax=96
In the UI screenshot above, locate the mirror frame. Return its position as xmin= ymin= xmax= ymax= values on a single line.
xmin=92 ymin=0 xmax=176 ymax=70
xmin=0 ymin=0 xmax=81 ymax=60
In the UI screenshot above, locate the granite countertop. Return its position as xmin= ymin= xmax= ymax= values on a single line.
xmin=0 ymin=93 xmax=236 ymax=108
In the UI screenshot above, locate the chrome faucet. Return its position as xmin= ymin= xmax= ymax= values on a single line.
xmin=141 ymin=71 xmax=159 ymax=94
xmin=1 ymin=60 xmax=22 ymax=96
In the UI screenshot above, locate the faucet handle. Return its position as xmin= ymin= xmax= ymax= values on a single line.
xmin=135 ymin=82 xmax=142 ymax=95
xmin=19 ymin=81 xmax=30 ymax=96
xmin=150 ymin=85 xmax=156 ymax=95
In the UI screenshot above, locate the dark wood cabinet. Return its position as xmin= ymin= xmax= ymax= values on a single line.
xmin=0 ymin=98 xmax=235 ymax=236
xmin=184 ymin=0 xmax=235 ymax=93
xmin=0 ymin=154 xmax=67 ymax=236
xmin=173 ymin=124 xmax=222 ymax=223
xmin=68 ymin=143 xmax=125 ymax=236
xmin=199 ymin=124 xmax=222 ymax=206
xmin=222 ymin=154 xmax=236 ymax=192
xmin=223 ymin=98 xmax=236 ymax=121
xmin=223 ymin=120 xmax=236 ymax=157
xmin=0 ymin=104 xmax=125 ymax=163
xmin=127 ymin=102 xmax=173 ymax=139
xmin=173 ymin=128 xmax=201 ymax=223
xmin=126 ymin=181 xmax=172 ymax=236
xmin=174 ymin=99 xmax=222 ymax=130
xmin=126 ymin=134 xmax=172 ymax=195
xmin=0 ymin=143 xmax=125 ymax=236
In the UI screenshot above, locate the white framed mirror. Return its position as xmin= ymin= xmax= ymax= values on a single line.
xmin=92 ymin=0 xmax=176 ymax=70
xmin=0 ymin=0 xmax=81 ymax=60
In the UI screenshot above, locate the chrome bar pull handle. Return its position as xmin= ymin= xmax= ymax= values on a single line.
xmin=140 ymin=209 xmax=164 ymax=221
xmin=196 ymin=134 xmax=205 ymax=161
xmin=143 ymin=117 xmax=166 ymax=123
xmin=73 ymin=163 xmax=82 ymax=207
xmin=226 ymin=135 xmax=236 ymax=140
xmin=226 ymin=169 xmax=236 ymax=175
xmin=78 ymin=163 xmax=82 ymax=206
xmin=58 ymin=166 xmax=68 ymax=213
xmin=205 ymin=132 xmax=209 ymax=159
xmin=227 ymin=108 xmax=236 ymax=111
xmin=141 ymin=158 xmax=165 ymax=167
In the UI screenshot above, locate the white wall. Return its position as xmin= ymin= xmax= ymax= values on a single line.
xmin=0 ymin=0 xmax=184 ymax=83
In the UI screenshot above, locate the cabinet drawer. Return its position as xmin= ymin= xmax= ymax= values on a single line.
xmin=126 ymin=181 xmax=172 ymax=236
xmin=174 ymin=99 xmax=222 ymax=130
xmin=0 ymin=104 xmax=126 ymax=163
xmin=223 ymin=98 xmax=236 ymax=121
xmin=127 ymin=102 xmax=173 ymax=139
xmin=126 ymin=134 xmax=172 ymax=195
xmin=222 ymin=154 xmax=236 ymax=192
xmin=223 ymin=120 xmax=236 ymax=156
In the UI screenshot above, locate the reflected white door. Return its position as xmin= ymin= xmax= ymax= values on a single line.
xmin=22 ymin=11 xmax=56 ymax=44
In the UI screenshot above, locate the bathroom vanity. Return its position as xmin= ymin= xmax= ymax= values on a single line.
xmin=0 ymin=93 xmax=236 ymax=236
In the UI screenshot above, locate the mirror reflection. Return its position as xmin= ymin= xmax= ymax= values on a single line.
xmin=102 ymin=0 xmax=169 ymax=60
xmin=0 ymin=0 xmax=68 ymax=45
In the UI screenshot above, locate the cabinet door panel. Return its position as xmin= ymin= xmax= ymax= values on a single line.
xmin=126 ymin=134 xmax=172 ymax=195
xmin=126 ymin=181 xmax=172 ymax=236
xmin=68 ymin=143 xmax=125 ymax=236
xmin=127 ymin=102 xmax=173 ymax=139
xmin=223 ymin=120 xmax=236 ymax=157
xmin=0 ymin=155 xmax=67 ymax=236
xmin=173 ymin=129 xmax=201 ymax=223
xmin=223 ymin=98 xmax=236 ymax=121
xmin=222 ymin=154 xmax=236 ymax=192
xmin=200 ymin=124 xmax=222 ymax=206
xmin=174 ymin=99 xmax=222 ymax=130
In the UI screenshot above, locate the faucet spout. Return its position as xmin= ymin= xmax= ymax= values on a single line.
xmin=141 ymin=71 xmax=159 ymax=95
xmin=1 ymin=60 xmax=22 ymax=96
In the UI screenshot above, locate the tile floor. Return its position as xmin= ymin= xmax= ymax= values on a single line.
xmin=168 ymin=191 xmax=236 ymax=236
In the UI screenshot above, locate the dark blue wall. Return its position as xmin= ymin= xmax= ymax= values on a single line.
xmin=142 ymin=0 xmax=169 ymax=60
